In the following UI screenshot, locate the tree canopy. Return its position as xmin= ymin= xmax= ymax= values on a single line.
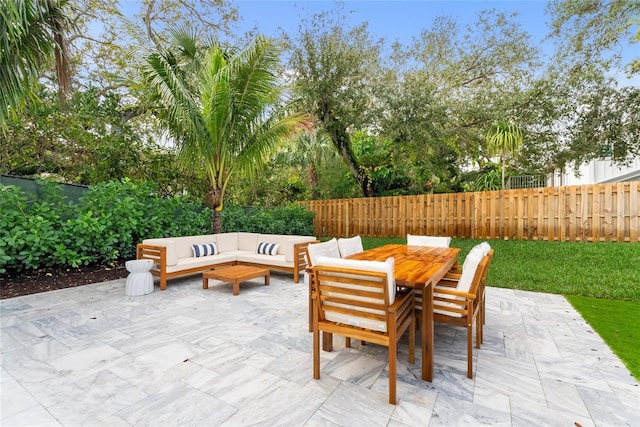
xmin=2 ymin=0 xmax=638 ymax=204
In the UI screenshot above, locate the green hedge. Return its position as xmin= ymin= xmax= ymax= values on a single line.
xmin=221 ymin=205 xmax=315 ymax=236
xmin=0 ymin=179 xmax=210 ymax=273
xmin=0 ymin=180 xmax=316 ymax=273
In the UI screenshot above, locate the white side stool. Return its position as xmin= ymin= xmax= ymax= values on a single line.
xmin=125 ymin=259 xmax=155 ymax=296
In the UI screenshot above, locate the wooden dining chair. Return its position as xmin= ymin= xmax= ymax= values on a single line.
xmin=437 ymin=242 xmax=493 ymax=334
xmin=432 ymin=249 xmax=492 ymax=379
xmin=406 ymin=234 xmax=452 ymax=247
xmin=407 ymin=234 xmax=452 ymax=318
xmin=311 ymin=257 xmax=415 ymax=405
xmin=305 ymin=239 xmax=341 ymax=332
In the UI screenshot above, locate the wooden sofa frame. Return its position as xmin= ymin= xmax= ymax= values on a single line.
xmin=137 ymin=240 xmax=317 ymax=290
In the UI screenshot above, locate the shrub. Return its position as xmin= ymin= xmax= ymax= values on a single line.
xmin=0 ymin=180 xmax=313 ymax=274
xmin=221 ymin=204 xmax=314 ymax=235
xmin=0 ymin=179 xmax=210 ymax=273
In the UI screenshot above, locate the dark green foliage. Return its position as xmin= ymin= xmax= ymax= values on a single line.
xmin=221 ymin=204 xmax=315 ymax=236
xmin=0 ymin=179 xmax=210 ymax=273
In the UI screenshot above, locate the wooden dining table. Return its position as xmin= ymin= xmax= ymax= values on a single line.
xmin=345 ymin=244 xmax=460 ymax=382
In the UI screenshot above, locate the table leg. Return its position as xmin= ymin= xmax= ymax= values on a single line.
xmin=233 ymin=280 xmax=240 ymax=295
xmin=421 ymin=280 xmax=434 ymax=382
xmin=322 ymin=332 xmax=333 ymax=351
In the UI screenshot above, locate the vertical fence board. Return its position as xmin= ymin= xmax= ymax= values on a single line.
xmin=630 ymin=182 xmax=639 ymax=242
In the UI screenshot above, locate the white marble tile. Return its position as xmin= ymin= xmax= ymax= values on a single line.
xmin=119 ymin=382 xmax=236 ymax=426
xmin=474 ymin=351 xmax=546 ymax=406
xmin=198 ymin=363 xmax=280 ymax=407
xmin=45 ymin=373 xmax=147 ymax=425
xmin=265 ymin=348 xmax=315 ymax=384
xmin=1 ymin=405 xmax=62 ymax=427
xmin=48 ymin=344 xmax=129 ymax=383
xmin=310 ymin=381 xmax=394 ymax=426
xmin=540 ymin=377 xmax=590 ymax=417
xmin=473 ymin=382 xmax=510 ymax=413
xmin=1 ymin=280 xmax=636 ymax=426
xmin=510 ymin=398 xmax=595 ymax=427
xmin=430 ymin=392 xmax=511 ymax=427
xmin=577 ymin=385 xmax=640 ymax=426
xmin=534 ymin=354 xmax=613 ymax=392
xmin=321 ymin=351 xmax=388 ymax=389
xmin=220 ymin=377 xmax=326 ymax=426
xmin=0 ymin=376 xmax=40 ymax=420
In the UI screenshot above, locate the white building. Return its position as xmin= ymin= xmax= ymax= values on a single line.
xmin=549 ymin=157 xmax=640 ymax=186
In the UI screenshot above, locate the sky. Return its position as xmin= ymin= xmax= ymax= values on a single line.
xmin=233 ymin=0 xmax=553 ymax=53
xmin=228 ymin=0 xmax=638 ymax=85
xmin=117 ymin=0 xmax=637 ymax=85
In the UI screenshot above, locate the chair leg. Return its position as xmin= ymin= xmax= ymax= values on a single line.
xmin=345 ymin=337 xmax=351 ymax=348
xmin=409 ymin=316 xmax=415 ymax=364
xmin=467 ymin=322 xmax=473 ymax=379
xmin=388 ymin=340 xmax=397 ymax=405
xmin=313 ymin=327 xmax=320 ymax=379
xmin=308 ymin=281 xmax=313 ymax=333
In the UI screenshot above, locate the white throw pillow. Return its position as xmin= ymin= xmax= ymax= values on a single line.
xmin=256 ymin=242 xmax=280 ymax=256
xmin=192 ymin=243 xmax=218 ymax=257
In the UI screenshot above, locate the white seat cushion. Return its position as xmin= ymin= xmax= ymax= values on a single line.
xmin=307 ymin=238 xmax=340 ymax=266
xmin=407 ymin=234 xmax=451 ymax=247
xmin=314 ymin=255 xmax=396 ymax=304
xmin=337 ymin=235 xmax=364 ymax=257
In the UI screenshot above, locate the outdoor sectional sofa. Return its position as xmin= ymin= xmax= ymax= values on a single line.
xmin=136 ymin=232 xmax=318 ymax=290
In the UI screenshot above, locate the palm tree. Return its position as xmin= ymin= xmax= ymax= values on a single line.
xmin=279 ymin=131 xmax=336 ymax=200
xmin=0 ymin=0 xmax=72 ymax=128
xmin=141 ymin=32 xmax=311 ymax=233
xmin=486 ymin=121 xmax=523 ymax=189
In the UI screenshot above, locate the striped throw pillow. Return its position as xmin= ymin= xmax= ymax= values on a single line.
xmin=257 ymin=242 xmax=280 ymax=256
xmin=192 ymin=243 xmax=218 ymax=257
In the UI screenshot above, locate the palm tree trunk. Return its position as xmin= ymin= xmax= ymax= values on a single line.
xmin=309 ymin=164 xmax=319 ymax=199
xmin=208 ymin=185 xmax=223 ymax=233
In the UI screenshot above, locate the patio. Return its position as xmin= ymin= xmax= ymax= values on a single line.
xmin=1 ymin=273 xmax=638 ymax=426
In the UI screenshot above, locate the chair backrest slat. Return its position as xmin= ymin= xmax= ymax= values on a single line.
xmin=313 ymin=265 xmax=390 ymax=332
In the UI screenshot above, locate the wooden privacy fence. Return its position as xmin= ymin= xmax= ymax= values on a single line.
xmin=298 ymin=182 xmax=640 ymax=242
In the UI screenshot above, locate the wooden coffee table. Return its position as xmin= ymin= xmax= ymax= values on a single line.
xmin=202 ymin=265 xmax=270 ymax=295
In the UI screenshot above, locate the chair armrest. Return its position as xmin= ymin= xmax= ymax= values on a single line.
xmin=388 ymin=288 xmax=415 ymax=313
xmin=294 ymin=240 xmax=319 ymax=269
xmin=434 ymin=287 xmax=476 ymax=300
xmin=136 ymin=244 xmax=166 ymax=270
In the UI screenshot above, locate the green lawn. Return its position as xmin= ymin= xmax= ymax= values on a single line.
xmin=565 ymin=295 xmax=640 ymax=380
xmin=360 ymin=237 xmax=640 ymax=380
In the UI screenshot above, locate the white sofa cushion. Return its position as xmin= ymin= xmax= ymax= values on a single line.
xmin=214 ymin=233 xmax=240 ymax=253
xmin=307 ymin=238 xmax=340 ymax=266
xmin=238 ymin=232 xmax=259 ymax=251
xmin=236 ymin=253 xmax=290 ymax=268
xmin=337 ymin=235 xmax=364 ymax=258
xmin=143 ymin=235 xmax=217 ymax=266
xmin=165 ymin=253 xmax=237 ymax=273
